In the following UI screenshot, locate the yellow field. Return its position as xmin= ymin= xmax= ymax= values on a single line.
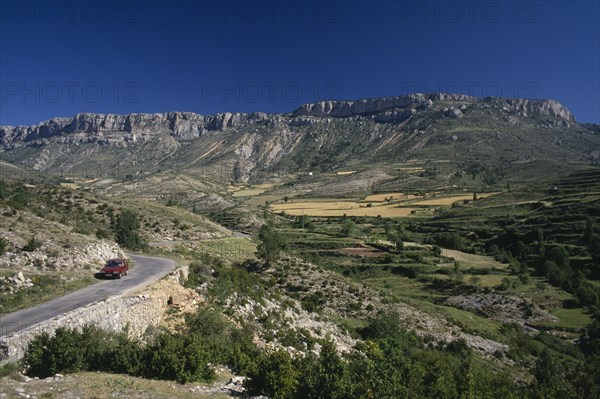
xmin=271 ymin=201 xmax=419 ymax=217
xmin=412 ymin=192 xmax=500 ymax=206
xmin=364 ymin=193 xmax=418 ymax=202
xmin=273 ymin=201 xmax=362 ymax=210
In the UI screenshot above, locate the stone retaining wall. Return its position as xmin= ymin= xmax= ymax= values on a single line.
xmin=0 ymin=269 xmax=191 ymax=363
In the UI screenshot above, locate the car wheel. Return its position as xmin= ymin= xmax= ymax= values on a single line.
xmin=117 ymin=273 xmax=122 ymax=279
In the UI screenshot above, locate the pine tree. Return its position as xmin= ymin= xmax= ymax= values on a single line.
xmin=256 ymin=220 xmax=287 ymax=268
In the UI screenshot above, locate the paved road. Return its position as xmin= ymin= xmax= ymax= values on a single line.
xmin=0 ymin=255 xmax=176 ymax=337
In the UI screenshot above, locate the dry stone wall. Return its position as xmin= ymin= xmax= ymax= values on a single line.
xmin=0 ymin=270 xmax=193 ymax=363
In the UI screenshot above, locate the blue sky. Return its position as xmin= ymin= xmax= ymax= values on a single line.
xmin=0 ymin=0 xmax=598 ymax=125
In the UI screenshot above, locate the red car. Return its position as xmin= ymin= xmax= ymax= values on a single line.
xmin=100 ymin=258 xmax=129 ymax=279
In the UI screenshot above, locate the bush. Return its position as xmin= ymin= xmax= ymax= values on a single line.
xmin=143 ymin=333 xmax=214 ymax=383
xmin=256 ymin=220 xmax=287 ymax=267
xmin=22 ymin=236 xmax=42 ymax=252
xmin=433 ymin=232 xmax=466 ymax=250
xmin=0 ymin=362 xmax=20 ymax=378
xmin=22 ymin=324 xmax=215 ymax=383
xmin=0 ymin=237 xmax=8 ymax=254
xmin=245 ymin=350 xmax=299 ymax=399
xmin=114 ymin=209 xmax=145 ymax=249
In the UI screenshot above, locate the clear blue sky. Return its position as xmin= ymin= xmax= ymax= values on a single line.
xmin=1 ymin=0 xmax=598 ymax=126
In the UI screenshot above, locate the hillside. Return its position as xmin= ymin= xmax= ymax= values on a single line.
xmin=1 ymin=94 xmax=598 ymax=185
xmin=1 ymin=94 xmax=600 ymax=398
xmin=0 ymin=180 xmax=229 ymax=314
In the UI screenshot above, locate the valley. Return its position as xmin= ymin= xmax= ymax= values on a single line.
xmin=0 ymin=93 xmax=599 ymax=398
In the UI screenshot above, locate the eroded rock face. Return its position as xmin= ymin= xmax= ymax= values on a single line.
xmin=0 ymin=93 xmax=577 ymax=147
xmin=488 ymin=97 xmax=575 ymax=121
xmin=292 ymin=93 xmax=445 ymax=118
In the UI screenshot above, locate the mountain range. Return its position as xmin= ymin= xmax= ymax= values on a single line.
xmin=0 ymin=93 xmax=598 ymax=192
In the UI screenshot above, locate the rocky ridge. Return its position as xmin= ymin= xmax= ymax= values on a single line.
xmin=0 ymin=93 xmax=576 ymax=147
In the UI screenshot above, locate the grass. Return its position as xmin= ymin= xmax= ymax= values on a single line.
xmin=0 ymin=275 xmax=97 ymax=315
xmin=437 ymin=305 xmax=503 ymax=340
xmin=195 ymin=237 xmax=257 ymax=264
xmin=363 ymin=275 xmax=445 ymax=302
xmin=0 ymin=371 xmax=234 ymax=399
xmin=544 ymin=308 xmax=592 ymax=329
xmin=440 ymin=249 xmax=510 ymax=270
xmin=231 ymin=183 xmax=274 ymax=197
xmin=0 ymin=362 xmax=20 ymax=378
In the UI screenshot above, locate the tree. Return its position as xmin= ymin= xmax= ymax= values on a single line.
xmin=531 ymin=348 xmax=559 ymax=397
xmin=591 ymin=235 xmax=600 ymax=278
xmin=340 ymin=219 xmax=356 ymax=236
xmin=232 ymin=161 xmax=242 ymax=183
xmin=0 ymin=180 xmax=7 ymax=201
xmin=256 ymin=220 xmax=287 ymax=268
xmin=470 ymin=275 xmax=481 ymax=288
xmin=244 ymin=350 xmax=299 ymax=399
xmin=0 ymin=237 xmax=9 ymax=255
xmin=452 ymin=260 xmax=463 ymax=283
xmin=388 ymin=231 xmax=404 ymax=252
xmin=298 ymin=214 xmax=314 ymax=231
xmin=114 ymin=209 xmax=144 ymax=249
xmin=584 ymin=217 xmax=595 ymax=246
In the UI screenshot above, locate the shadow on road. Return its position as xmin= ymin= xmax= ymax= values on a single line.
xmin=93 ymin=273 xmax=120 ymax=280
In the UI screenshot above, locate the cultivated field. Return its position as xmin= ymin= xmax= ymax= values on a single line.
xmin=231 ymin=184 xmax=274 ymax=197
xmin=271 ymin=201 xmax=419 ymax=217
xmin=269 ymin=191 xmax=502 ymax=217
xmin=411 ymin=192 xmax=500 ymax=206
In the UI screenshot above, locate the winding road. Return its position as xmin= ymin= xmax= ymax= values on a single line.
xmin=0 ymin=255 xmax=176 ymax=337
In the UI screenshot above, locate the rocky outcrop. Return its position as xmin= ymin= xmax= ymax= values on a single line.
xmin=447 ymin=291 xmax=559 ymax=331
xmin=0 ymin=111 xmax=272 ymax=145
xmin=0 ymin=93 xmax=578 ymax=147
xmin=0 ymin=272 xmax=34 ymax=294
xmin=292 ymin=93 xmax=442 ymax=118
xmin=488 ymin=97 xmax=575 ymax=121
xmin=0 ymin=240 xmax=122 ymax=272
xmin=373 ymin=108 xmax=417 ymax=123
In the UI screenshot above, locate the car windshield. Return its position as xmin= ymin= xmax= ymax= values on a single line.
xmin=105 ymin=260 xmax=122 ymax=267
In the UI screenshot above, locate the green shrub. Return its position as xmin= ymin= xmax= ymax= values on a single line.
xmin=22 ymin=236 xmax=42 ymax=252
xmin=0 ymin=237 xmax=8 ymax=254
xmin=433 ymin=232 xmax=466 ymax=250
xmin=0 ymin=362 xmax=21 ymax=378
xmin=114 ymin=209 xmax=145 ymax=249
